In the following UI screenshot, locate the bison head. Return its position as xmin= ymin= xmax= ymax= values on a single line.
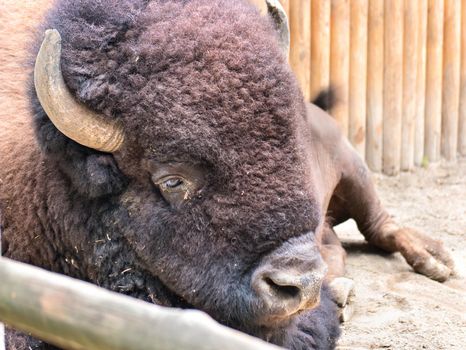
xmin=30 ymin=0 xmax=338 ymax=347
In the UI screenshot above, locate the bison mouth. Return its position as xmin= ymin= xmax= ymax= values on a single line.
xmin=104 ymin=266 xmax=192 ymax=309
xmin=107 ymin=263 xmax=338 ymax=349
xmin=92 ymin=256 xmax=339 ymax=349
xmin=90 ymin=234 xmax=339 ymax=348
xmin=127 ymin=277 xmax=335 ymax=348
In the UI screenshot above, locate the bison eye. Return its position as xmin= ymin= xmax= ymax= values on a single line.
xmin=162 ymin=177 xmax=184 ymax=189
xmin=153 ymin=175 xmax=193 ymax=206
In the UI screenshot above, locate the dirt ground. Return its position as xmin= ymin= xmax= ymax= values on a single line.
xmin=336 ymin=158 xmax=466 ymax=350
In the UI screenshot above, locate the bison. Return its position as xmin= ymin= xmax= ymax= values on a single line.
xmin=0 ymin=0 xmax=453 ymax=349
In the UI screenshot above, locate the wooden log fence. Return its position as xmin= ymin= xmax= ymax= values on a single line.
xmin=401 ymin=0 xmax=419 ymax=171
xmin=415 ymin=0 xmax=428 ymax=166
xmin=0 ymin=257 xmax=281 ymax=350
xmin=330 ymin=0 xmax=350 ymax=137
xmin=290 ymin=0 xmax=312 ymax=100
xmin=366 ymin=0 xmax=384 ymax=171
xmin=281 ymin=0 xmax=465 ymax=174
xmin=441 ymin=0 xmax=461 ymax=161
xmin=310 ymin=0 xmax=330 ymax=99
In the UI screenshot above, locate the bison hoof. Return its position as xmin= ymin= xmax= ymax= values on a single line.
xmin=329 ymin=277 xmax=355 ymax=323
xmin=393 ymin=227 xmax=455 ymax=282
xmin=338 ymin=303 xmax=354 ymax=323
xmin=413 ymin=256 xmax=452 ymax=282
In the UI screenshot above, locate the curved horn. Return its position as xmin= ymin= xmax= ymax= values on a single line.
xmin=34 ymin=29 xmax=124 ymax=152
xmin=266 ymin=0 xmax=290 ymax=59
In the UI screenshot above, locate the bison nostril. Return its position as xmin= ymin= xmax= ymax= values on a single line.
xmin=252 ymin=268 xmax=325 ymax=319
xmin=264 ymin=277 xmax=300 ymax=299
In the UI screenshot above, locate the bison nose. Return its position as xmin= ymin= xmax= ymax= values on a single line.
xmin=251 ymin=241 xmax=327 ymax=322
xmin=252 ymin=265 xmax=326 ymax=317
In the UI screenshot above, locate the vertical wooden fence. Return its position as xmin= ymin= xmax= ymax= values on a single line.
xmin=253 ymin=0 xmax=466 ymax=174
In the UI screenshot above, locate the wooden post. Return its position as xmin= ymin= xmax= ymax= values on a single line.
xmin=0 ymin=258 xmax=281 ymax=350
xmin=414 ymin=0 xmax=428 ymax=166
xmin=366 ymin=0 xmax=384 ymax=172
xmin=425 ymin=0 xmax=444 ymax=162
xmin=349 ymin=0 xmax=368 ymax=157
xmin=441 ymin=0 xmax=461 ymax=161
xmin=311 ymin=0 xmax=331 ymax=100
xmin=401 ymin=1 xmax=419 ymax=170
xmin=290 ymin=0 xmax=311 ymax=100
xmin=330 ymin=0 xmax=350 ymax=137
xmin=458 ymin=0 xmax=466 ymax=155
xmin=383 ymin=0 xmax=403 ymax=175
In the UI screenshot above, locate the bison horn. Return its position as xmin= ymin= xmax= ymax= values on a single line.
xmin=266 ymin=0 xmax=290 ymax=59
xmin=34 ymin=29 xmax=124 ymax=152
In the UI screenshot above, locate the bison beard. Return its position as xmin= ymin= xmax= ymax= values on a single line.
xmin=1 ymin=0 xmax=341 ymax=349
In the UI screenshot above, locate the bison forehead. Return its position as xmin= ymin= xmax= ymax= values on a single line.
xmin=48 ymin=0 xmax=304 ymax=157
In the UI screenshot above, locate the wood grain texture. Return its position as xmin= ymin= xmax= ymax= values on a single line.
xmin=414 ymin=0 xmax=428 ymax=165
xmin=383 ymin=0 xmax=403 ymax=175
xmin=311 ymin=0 xmax=331 ymax=99
xmin=290 ymin=0 xmax=311 ymax=100
xmin=425 ymin=0 xmax=444 ymax=162
xmin=349 ymin=0 xmax=368 ymax=157
xmin=441 ymin=0 xmax=460 ymax=160
xmin=366 ymin=0 xmax=384 ymax=172
xmin=401 ymin=1 xmax=419 ymax=170
xmin=330 ymin=0 xmax=350 ymax=136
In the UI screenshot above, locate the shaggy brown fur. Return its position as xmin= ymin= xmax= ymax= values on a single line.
xmin=0 ymin=0 xmax=52 ymax=163
xmin=1 ymin=1 xmax=340 ymax=349
xmin=2 ymin=1 xmax=453 ymax=350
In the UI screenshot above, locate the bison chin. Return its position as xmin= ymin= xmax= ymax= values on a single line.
xmin=105 ymin=235 xmax=340 ymax=349
xmin=221 ymin=235 xmax=340 ymax=349
xmin=96 ymin=201 xmax=339 ymax=349
xmin=245 ymin=285 xmax=341 ymax=350
xmin=159 ymin=235 xmax=339 ymax=349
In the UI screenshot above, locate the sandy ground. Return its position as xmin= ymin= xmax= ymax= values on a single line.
xmin=336 ymin=158 xmax=466 ymax=350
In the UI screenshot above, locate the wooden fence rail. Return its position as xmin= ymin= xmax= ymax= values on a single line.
xmin=258 ymin=0 xmax=466 ymax=174
xmin=0 ymin=257 xmax=281 ymax=350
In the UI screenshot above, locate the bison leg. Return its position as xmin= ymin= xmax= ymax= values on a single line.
xmin=319 ymin=226 xmax=354 ymax=321
xmin=320 ymin=226 xmax=346 ymax=281
xmin=331 ymin=144 xmax=454 ymax=282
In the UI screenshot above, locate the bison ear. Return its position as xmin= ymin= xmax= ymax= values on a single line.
xmin=265 ymin=0 xmax=290 ymax=59
xmin=60 ymin=151 xmax=128 ymax=199
xmin=32 ymin=100 xmax=128 ymax=199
